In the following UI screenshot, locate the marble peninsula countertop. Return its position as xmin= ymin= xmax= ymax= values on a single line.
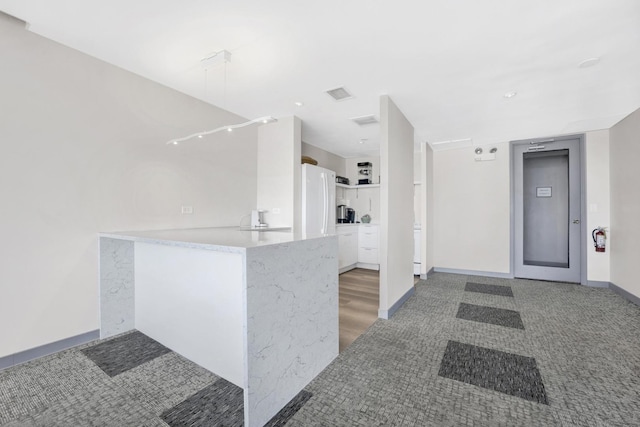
xmin=99 ymin=226 xmax=330 ymax=253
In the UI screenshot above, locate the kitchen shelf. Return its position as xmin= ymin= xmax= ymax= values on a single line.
xmin=336 ymin=183 xmax=380 ymax=189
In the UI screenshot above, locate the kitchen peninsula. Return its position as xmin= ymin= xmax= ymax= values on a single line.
xmin=99 ymin=227 xmax=338 ymax=427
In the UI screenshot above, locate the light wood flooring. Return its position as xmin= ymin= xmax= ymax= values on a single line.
xmin=339 ymin=269 xmax=421 ymax=352
xmin=339 ymin=268 xmax=380 ymax=352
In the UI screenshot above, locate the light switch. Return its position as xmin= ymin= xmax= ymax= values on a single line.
xmin=589 ymin=204 xmax=598 ymax=213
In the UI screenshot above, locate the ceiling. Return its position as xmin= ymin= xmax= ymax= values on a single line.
xmin=1 ymin=0 xmax=639 ymax=158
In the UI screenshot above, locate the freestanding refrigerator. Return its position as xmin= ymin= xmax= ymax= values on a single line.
xmin=301 ymin=164 xmax=336 ymax=235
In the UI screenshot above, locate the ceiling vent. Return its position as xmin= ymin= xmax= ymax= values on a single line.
xmin=326 ymin=87 xmax=353 ymax=101
xmin=351 ymin=115 xmax=379 ymax=126
xmin=429 ymin=138 xmax=473 ymax=151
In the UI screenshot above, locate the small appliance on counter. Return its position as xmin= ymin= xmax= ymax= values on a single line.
xmin=346 ymin=208 xmax=356 ymax=223
xmin=336 ymin=176 xmax=350 ymax=185
xmin=337 ymin=204 xmax=348 ymax=223
xmin=250 ymin=210 xmax=268 ymax=228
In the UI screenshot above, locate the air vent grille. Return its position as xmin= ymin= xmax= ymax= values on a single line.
xmin=351 ymin=115 xmax=379 ymax=126
xmin=429 ymin=138 xmax=473 ymax=151
xmin=326 ymin=87 xmax=353 ymax=101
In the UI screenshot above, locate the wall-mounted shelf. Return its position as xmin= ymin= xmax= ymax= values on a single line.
xmin=336 ymin=183 xmax=380 ymax=189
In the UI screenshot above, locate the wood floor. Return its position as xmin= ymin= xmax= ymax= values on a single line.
xmin=339 ymin=268 xmax=380 ymax=352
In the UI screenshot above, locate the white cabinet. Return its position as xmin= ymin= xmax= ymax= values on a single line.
xmin=358 ymin=224 xmax=379 ymax=270
xmin=337 ymin=225 xmax=358 ymax=272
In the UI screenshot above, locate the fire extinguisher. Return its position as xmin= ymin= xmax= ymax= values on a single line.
xmin=592 ymin=227 xmax=606 ymax=253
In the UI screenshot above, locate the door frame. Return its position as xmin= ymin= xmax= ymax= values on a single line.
xmin=509 ymin=133 xmax=587 ymax=285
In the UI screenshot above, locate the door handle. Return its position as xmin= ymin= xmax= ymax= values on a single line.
xmin=572 ymin=219 xmax=580 ymax=224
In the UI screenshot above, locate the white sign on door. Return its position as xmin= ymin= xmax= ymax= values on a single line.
xmin=536 ymin=187 xmax=552 ymax=198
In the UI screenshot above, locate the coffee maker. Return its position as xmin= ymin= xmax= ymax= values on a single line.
xmin=337 ymin=205 xmax=348 ymax=223
xmin=346 ymin=208 xmax=356 ymax=223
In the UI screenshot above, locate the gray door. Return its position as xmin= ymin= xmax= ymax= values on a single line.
xmin=513 ymin=136 xmax=582 ymax=282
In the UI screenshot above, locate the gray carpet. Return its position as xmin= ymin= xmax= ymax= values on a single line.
xmin=1 ymin=272 xmax=640 ymax=426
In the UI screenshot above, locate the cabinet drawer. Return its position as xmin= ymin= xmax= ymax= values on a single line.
xmin=358 ymin=225 xmax=379 ymax=236
xmin=359 ymin=226 xmax=379 ymax=247
xmin=359 ymin=231 xmax=378 ymax=248
xmin=358 ymin=247 xmax=379 ymax=264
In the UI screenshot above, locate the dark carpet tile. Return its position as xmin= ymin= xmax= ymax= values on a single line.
xmin=80 ymin=331 xmax=171 ymax=377
xmin=161 ymin=378 xmax=243 ymax=427
xmin=265 ymin=390 xmax=313 ymax=427
xmin=465 ymin=282 xmax=514 ymax=297
xmin=456 ymin=302 xmax=525 ymax=329
xmin=161 ymin=377 xmax=312 ymax=427
xmin=438 ymin=340 xmax=548 ymax=404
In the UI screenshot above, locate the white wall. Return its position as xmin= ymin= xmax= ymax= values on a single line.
xmin=609 ymin=108 xmax=640 ymax=299
xmin=585 ymin=130 xmax=611 ymax=282
xmin=419 ymin=143 xmax=435 ymax=275
xmin=430 ymin=130 xmax=617 ymax=280
xmin=413 ymin=153 xmax=421 ymax=225
xmin=379 ymin=95 xmax=414 ymax=318
xmin=256 ymin=117 xmax=302 ymax=229
xmin=432 ymin=142 xmax=512 ymax=273
xmin=301 ymin=142 xmax=346 ymax=177
xmin=0 ymin=15 xmax=258 ymax=357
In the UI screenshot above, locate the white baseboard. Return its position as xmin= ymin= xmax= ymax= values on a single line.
xmin=357 ymin=262 xmax=380 ymax=271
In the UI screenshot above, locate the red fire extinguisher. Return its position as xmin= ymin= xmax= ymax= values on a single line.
xmin=592 ymin=227 xmax=606 ymax=253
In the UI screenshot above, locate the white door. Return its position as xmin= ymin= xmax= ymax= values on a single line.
xmin=512 ymin=136 xmax=583 ymax=283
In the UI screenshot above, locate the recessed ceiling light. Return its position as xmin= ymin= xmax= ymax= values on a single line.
xmin=359 ymin=139 xmax=368 ymax=144
xmin=197 ymin=134 xmax=203 ymax=139
xmin=294 ymin=101 xmax=304 ymax=107
xmin=503 ymin=91 xmax=517 ymax=99
xmin=579 ymin=57 xmax=600 ymax=68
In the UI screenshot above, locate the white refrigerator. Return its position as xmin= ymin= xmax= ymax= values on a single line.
xmin=301 ymin=164 xmax=336 ymax=235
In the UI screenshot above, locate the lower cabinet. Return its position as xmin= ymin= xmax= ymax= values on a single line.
xmin=357 ymin=224 xmax=379 ymax=270
xmin=337 ymin=226 xmax=358 ymax=272
xmin=338 ymin=224 xmax=380 ymax=272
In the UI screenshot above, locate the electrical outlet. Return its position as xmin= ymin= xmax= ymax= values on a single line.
xmin=272 ymin=208 xmax=281 ymax=214
xmin=181 ymin=205 xmax=193 ymax=214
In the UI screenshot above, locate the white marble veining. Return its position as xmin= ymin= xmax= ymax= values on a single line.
xmin=98 ymin=227 xmax=339 ymax=427
xmin=99 ymin=237 xmax=135 ymax=339
xmin=245 ymin=237 xmax=339 ymax=427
